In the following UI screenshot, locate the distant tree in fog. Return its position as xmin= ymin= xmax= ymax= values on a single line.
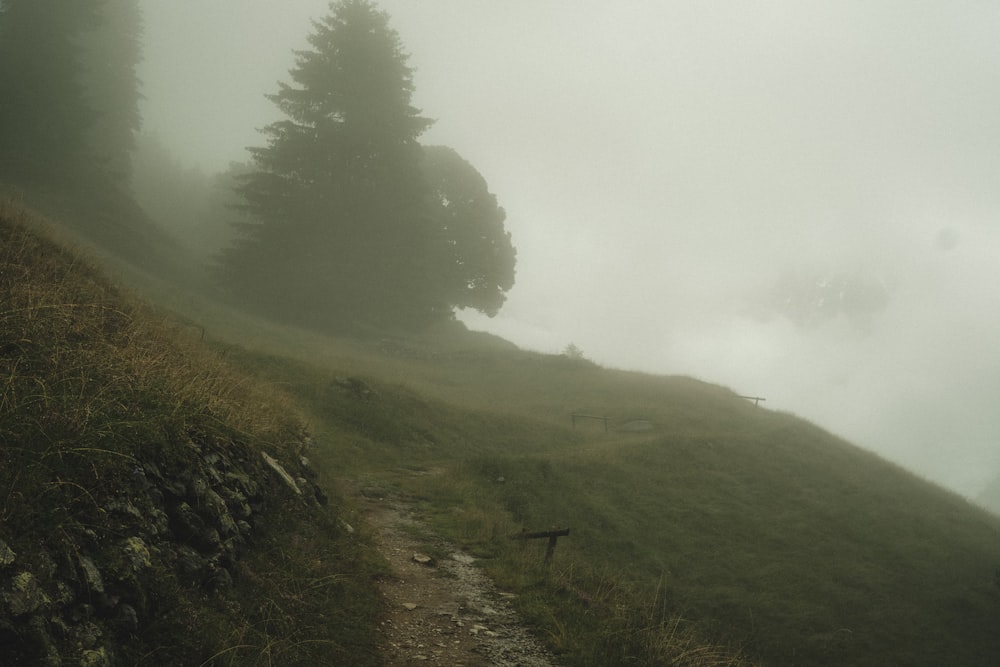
xmin=217 ymin=0 xmax=515 ymax=332
xmin=421 ymin=146 xmax=515 ymax=317
xmin=0 ymin=0 xmax=143 ymax=196
xmin=78 ymin=0 xmax=144 ymax=190
xmin=0 ymin=0 xmax=102 ymax=186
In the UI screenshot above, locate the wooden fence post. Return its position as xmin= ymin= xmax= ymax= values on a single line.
xmin=513 ymin=528 xmax=571 ymax=563
xmin=738 ymin=395 xmax=766 ymax=406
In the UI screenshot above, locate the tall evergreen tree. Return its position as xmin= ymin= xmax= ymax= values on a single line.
xmin=220 ymin=0 xmax=434 ymax=330
xmin=0 ymin=0 xmax=143 ymax=195
xmin=219 ymin=0 xmax=515 ymax=332
xmin=79 ymin=0 xmax=144 ymax=190
xmin=0 ymin=0 xmax=101 ymax=186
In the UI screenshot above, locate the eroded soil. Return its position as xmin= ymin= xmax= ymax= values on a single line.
xmin=354 ymin=487 xmax=558 ymax=667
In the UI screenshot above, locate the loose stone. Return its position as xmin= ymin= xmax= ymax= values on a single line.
xmin=0 ymin=539 xmax=16 ymax=568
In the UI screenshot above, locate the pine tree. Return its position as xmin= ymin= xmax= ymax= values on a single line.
xmin=219 ymin=0 xmax=516 ymax=332
xmin=0 ymin=0 xmax=143 ymax=195
xmin=219 ymin=0 xmax=434 ymax=330
xmin=0 ymin=0 xmax=102 ymax=186
xmin=78 ymin=0 xmax=144 ymax=191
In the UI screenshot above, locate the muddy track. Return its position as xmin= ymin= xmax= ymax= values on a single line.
xmin=353 ymin=487 xmax=559 ymax=667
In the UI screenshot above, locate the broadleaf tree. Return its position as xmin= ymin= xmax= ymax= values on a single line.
xmin=421 ymin=145 xmax=515 ymax=317
xmin=218 ymin=0 xmax=515 ymax=332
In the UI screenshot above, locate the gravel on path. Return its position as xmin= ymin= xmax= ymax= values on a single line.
xmin=358 ymin=490 xmax=559 ymax=667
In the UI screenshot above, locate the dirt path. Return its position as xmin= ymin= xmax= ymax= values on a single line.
xmin=353 ymin=486 xmax=559 ymax=667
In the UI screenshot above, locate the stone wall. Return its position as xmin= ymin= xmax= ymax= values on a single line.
xmin=0 ymin=432 xmax=326 ymax=666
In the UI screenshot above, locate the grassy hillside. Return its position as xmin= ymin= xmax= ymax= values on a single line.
xmin=4 ymin=198 xmax=1000 ymax=666
xmin=186 ymin=308 xmax=1000 ymax=665
xmin=0 ymin=204 xmax=383 ymax=665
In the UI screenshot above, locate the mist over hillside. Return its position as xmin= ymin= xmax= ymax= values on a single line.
xmin=134 ymin=0 xmax=1000 ymax=501
xmin=4 ymin=2 xmax=1000 ymax=665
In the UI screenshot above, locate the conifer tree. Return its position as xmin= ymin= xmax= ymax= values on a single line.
xmin=0 ymin=0 xmax=102 ymax=186
xmin=219 ymin=0 xmax=516 ymax=331
xmin=0 ymin=0 xmax=143 ymax=194
xmin=79 ymin=0 xmax=144 ymax=190
xmin=220 ymin=0 xmax=435 ymax=329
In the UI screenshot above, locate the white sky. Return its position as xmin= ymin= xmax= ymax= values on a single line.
xmin=138 ymin=1 xmax=1000 ymax=498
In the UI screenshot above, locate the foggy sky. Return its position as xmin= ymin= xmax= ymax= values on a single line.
xmin=138 ymin=1 xmax=1000 ymax=498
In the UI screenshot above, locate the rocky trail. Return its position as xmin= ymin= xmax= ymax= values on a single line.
xmin=352 ymin=485 xmax=559 ymax=667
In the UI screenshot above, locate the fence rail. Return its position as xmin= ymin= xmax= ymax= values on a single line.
xmin=513 ymin=528 xmax=571 ymax=563
xmin=571 ymin=413 xmax=609 ymax=430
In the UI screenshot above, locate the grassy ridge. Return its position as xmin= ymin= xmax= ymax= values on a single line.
xmin=220 ymin=322 xmax=1000 ymax=665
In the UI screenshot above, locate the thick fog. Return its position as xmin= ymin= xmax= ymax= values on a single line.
xmin=138 ymin=1 xmax=1000 ymax=498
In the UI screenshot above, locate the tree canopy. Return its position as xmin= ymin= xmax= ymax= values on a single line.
xmin=421 ymin=145 xmax=515 ymax=317
xmin=218 ymin=0 xmax=515 ymax=332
